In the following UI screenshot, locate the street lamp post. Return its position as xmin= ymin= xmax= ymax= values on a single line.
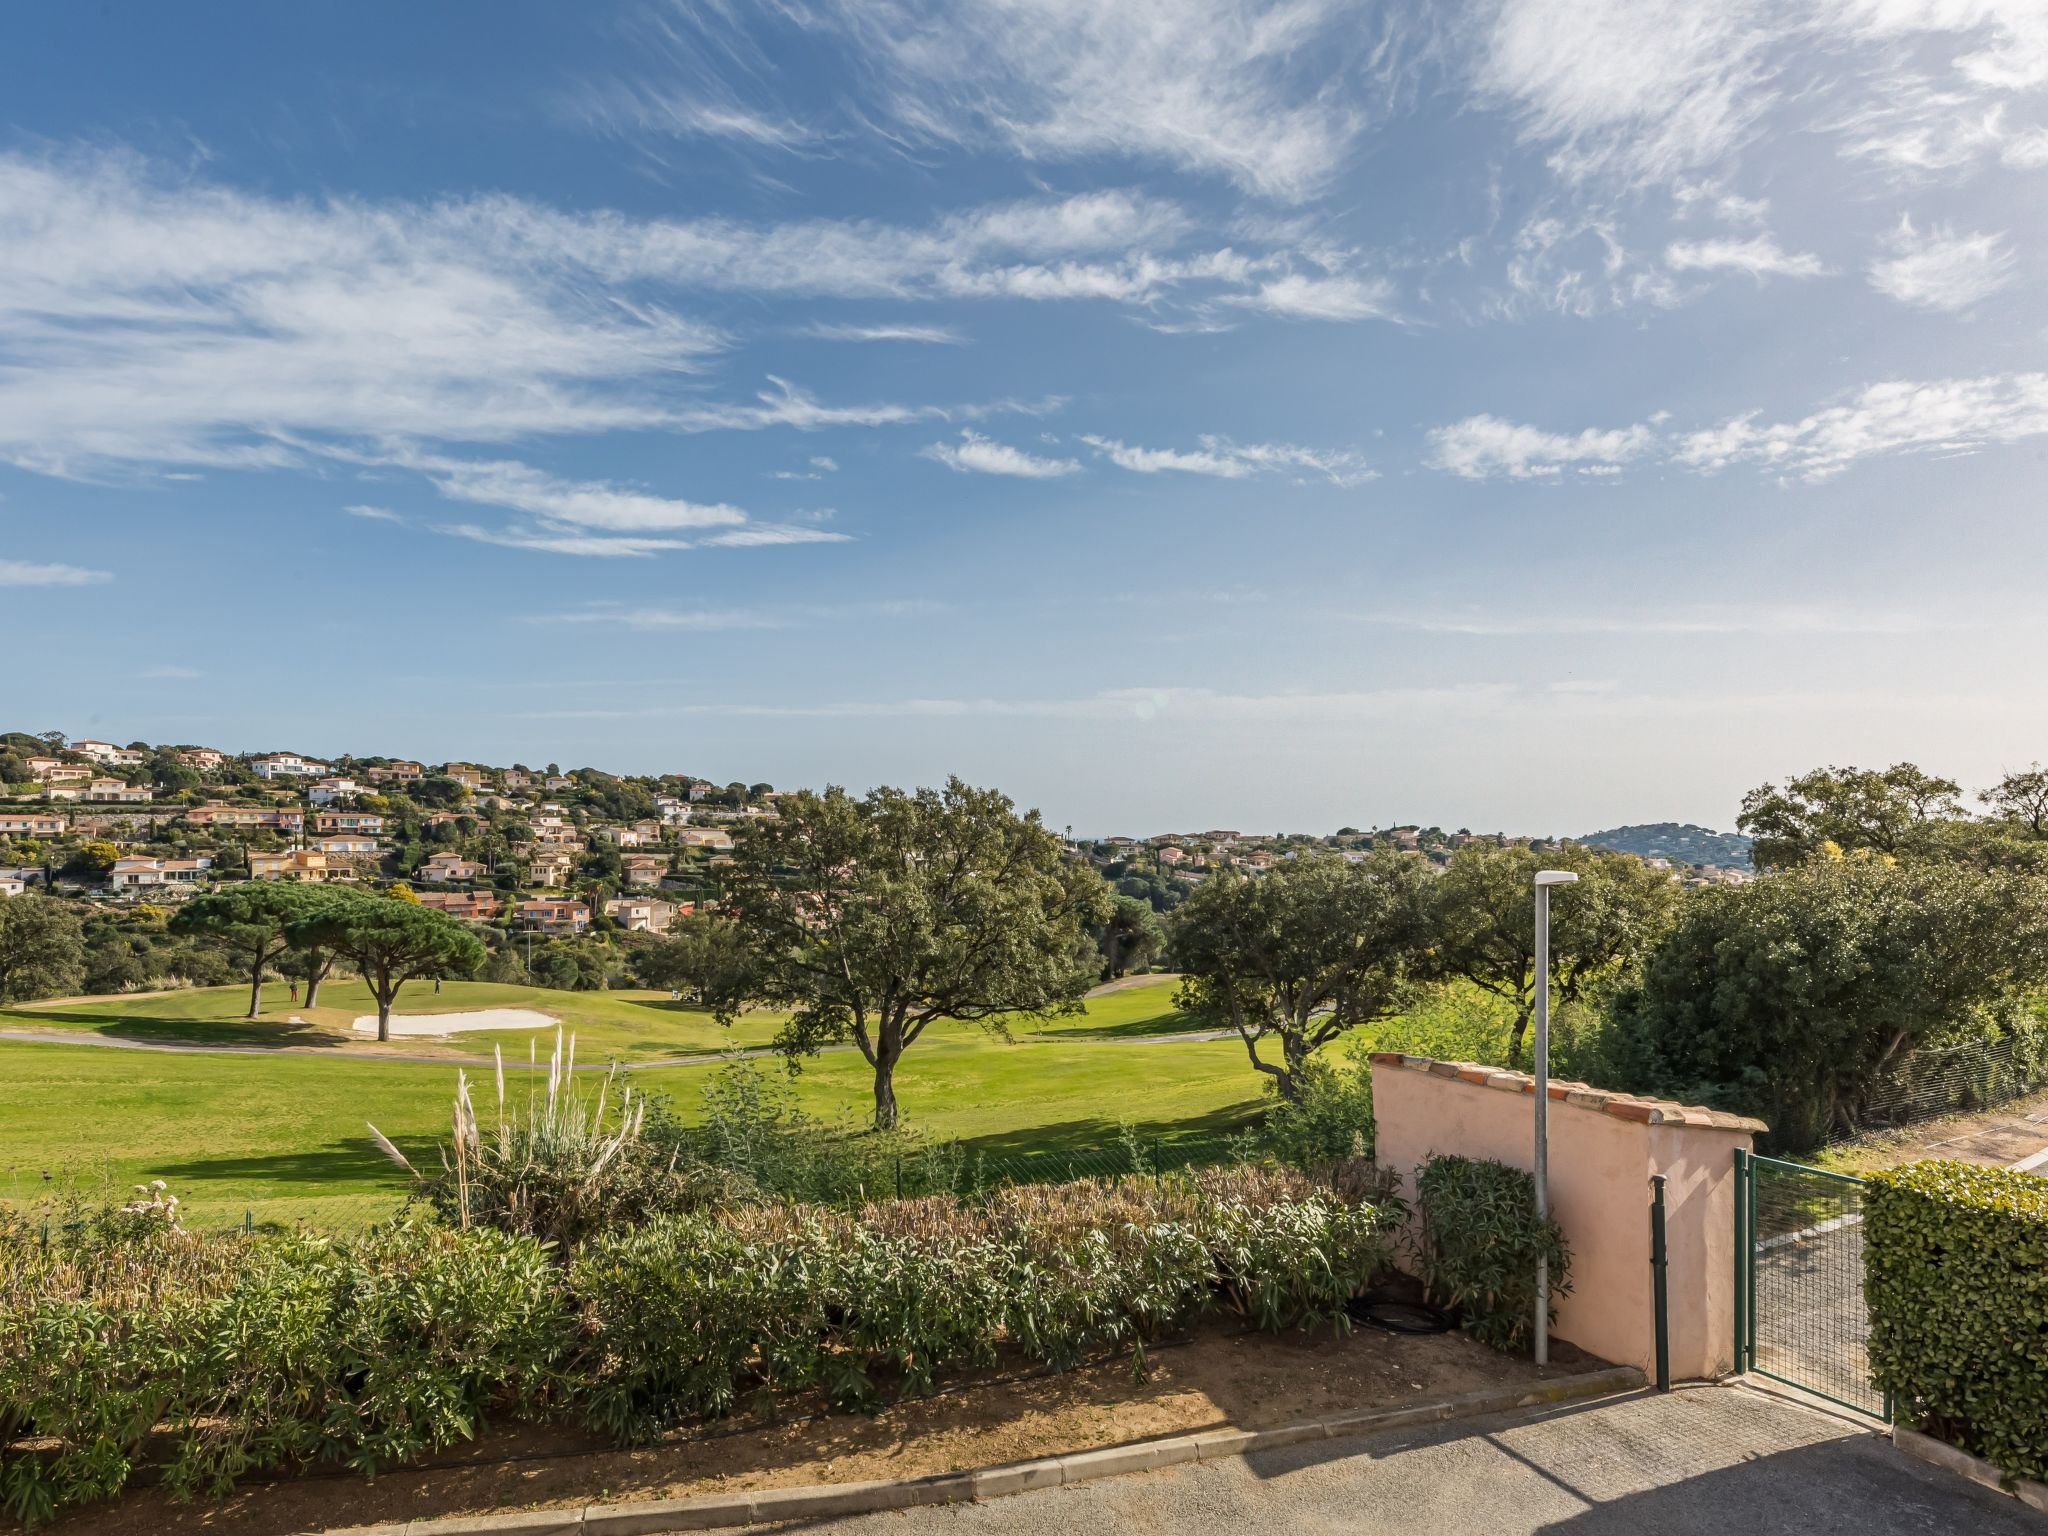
xmin=1532 ymin=868 xmax=1579 ymax=1366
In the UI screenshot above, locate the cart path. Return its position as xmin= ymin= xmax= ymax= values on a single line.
xmin=0 ymin=1024 xmax=1233 ymax=1071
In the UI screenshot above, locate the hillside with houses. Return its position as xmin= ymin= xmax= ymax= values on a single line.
xmin=0 ymin=729 xmax=1758 ymax=995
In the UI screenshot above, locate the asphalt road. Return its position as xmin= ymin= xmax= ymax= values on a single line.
xmin=792 ymin=1385 xmax=2042 ymax=1536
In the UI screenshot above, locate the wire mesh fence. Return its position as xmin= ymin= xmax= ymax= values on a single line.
xmin=1739 ymin=1152 xmax=1886 ymax=1419
xmin=1843 ymin=1033 xmax=2048 ymax=1141
xmin=4 ymin=1134 xmax=1254 ymax=1241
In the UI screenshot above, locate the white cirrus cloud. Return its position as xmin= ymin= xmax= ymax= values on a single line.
xmin=1675 ymin=372 xmax=2048 ymax=480
xmin=1665 ymin=234 xmax=1830 ymax=280
xmin=436 ymin=524 xmax=698 ymax=558
xmin=0 ymin=558 xmax=112 ymax=587
xmin=1866 ymin=217 xmax=2016 ymax=311
xmin=1081 ymin=434 xmax=1373 ymax=486
xmin=621 ymin=0 xmax=1413 ymax=202
xmin=0 ymin=149 xmax=1297 ymax=481
xmin=343 ymin=504 xmax=404 ymax=524
xmin=920 ymin=430 xmax=1081 ymax=478
xmin=1471 ymin=0 xmax=1783 ymax=186
xmin=1426 ymin=414 xmax=1660 ymax=480
xmin=536 ymin=606 xmax=787 ymax=631
xmin=404 ymin=454 xmax=747 ymax=533
xmin=804 ymin=323 xmax=965 ymax=344
xmin=1223 ymin=271 xmax=1396 ymax=321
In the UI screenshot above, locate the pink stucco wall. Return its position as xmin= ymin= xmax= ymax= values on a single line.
xmin=1370 ymin=1057 xmax=1761 ymax=1379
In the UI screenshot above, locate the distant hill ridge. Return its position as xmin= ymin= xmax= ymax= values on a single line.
xmin=1578 ymin=822 xmax=1753 ymax=869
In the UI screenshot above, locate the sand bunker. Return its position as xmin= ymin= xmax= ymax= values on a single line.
xmin=350 ymin=1007 xmax=558 ymax=1038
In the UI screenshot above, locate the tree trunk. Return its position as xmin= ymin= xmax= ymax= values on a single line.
xmin=304 ymin=951 xmax=326 ymax=1009
xmin=1269 ymin=1031 xmax=1313 ymax=1103
xmin=377 ymin=997 xmax=392 ymax=1044
xmin=1506 ymin=999 xmax=1535 ymax=1069
xmin=873 ymin=1057 xmax=900 ymax=1130
xmin=247 ymin=956 xmax=264 ymax=1019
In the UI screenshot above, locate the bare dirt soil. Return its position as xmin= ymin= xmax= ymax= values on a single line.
xmin=49 ymin=1316 xmax=1597 ymax=1536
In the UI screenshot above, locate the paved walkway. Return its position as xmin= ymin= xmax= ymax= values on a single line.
xmin=0 ymin=1024 xmax=1232 ymax=1071
xmin=797 ymin=1386 xmax=2043 ymax=1535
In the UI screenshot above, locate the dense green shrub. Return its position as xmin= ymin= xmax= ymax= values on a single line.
xmin=1865 ymin=1159 xmax=2048 ymax=1485
xmin=1413 ymin=1154 xmax=1570 ymax=1354
xmin=1604 ymin=858 xmax=2048 ymax=1151
xmin=564 ymin=1167 xmax=1395 ymax=1443
xmin=1239 ymin=1057 xmax=1377 ymax=1171
xmin=0 ymin=1215 xmax=563 ymax=1525
xmin=0 ymin=1167 xmax=1403 ymax=1520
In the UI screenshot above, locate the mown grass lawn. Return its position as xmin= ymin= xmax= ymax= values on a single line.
xmin=0 ymin=975 xmax=1258 ymax=1229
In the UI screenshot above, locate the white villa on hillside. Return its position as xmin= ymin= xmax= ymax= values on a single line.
xmin=110 ymin=855 xmax=214 ymax=891
xmin=251 ymin=752 xmax=329 ymax=780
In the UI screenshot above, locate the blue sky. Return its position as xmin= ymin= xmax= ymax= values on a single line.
xmin=4 ymin=2 xmax=2047 ymax=835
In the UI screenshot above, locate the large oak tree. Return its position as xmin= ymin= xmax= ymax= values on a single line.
xmin=1431 ymin=842 xmax=1679 ymax=1068
xmin=1169 ymin=852 xmax=1433 ymax=1101
xmin=705 ymin=778 xmax=1111 ymax=1129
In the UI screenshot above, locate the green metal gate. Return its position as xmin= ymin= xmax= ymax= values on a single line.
xmin=1733 ymin=1149 xmax=1891 ymax=1420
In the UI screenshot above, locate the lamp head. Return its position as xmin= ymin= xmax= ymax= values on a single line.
xmin=1534 ymin=870 xmax=1580 ymax=888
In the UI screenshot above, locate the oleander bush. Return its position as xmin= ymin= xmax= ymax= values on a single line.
xmin=0 ymin=1208 xmax=564 ymax=1526
xmin=0 ymin=1165 xmax=1403 ymax=1523
xmin=1865 ymin=1159 xmax=2048 ymax=1486
xmin=1413 ymin=1153 xmax=1571 ymax=1354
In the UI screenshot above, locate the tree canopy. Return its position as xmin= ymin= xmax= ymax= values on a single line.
xmin=1608 ymin=856 xmax=2048 ymax=1149
xmin=0 ymin=893 xmax=84 ymax=1004
xmin=1169 ymin=853 xmax=1432 ymax=1100
xmin=705 ymin=777 xmax=1111 ymax=1129
xmin=1431 ymin=842 xmax=1678 ymax=1067
xmin=169 ymin=882 xmax=326 ymax=1019
xmin=292 ymin=892 xmax=485 ymax=1042
xmin=1738 ymin=762 xmax=1965 ymax=868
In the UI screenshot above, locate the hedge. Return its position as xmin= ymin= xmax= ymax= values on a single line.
xmin=1413 ymin=1154 xmax=1570 ymax=1354
xmin=0 ymin=1167 xmax=1400 ymax=1525
xmin=1865 ymin=1159 xmax=2048 ymax=1486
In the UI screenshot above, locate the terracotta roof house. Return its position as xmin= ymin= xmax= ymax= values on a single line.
xmin=516 ymin=898 xmax=589 ymax=934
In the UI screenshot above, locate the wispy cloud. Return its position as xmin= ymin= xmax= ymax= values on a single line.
xmin=1472 ymin=0 xmax=1782 ymax=187
xmin=1867 ymin=217 xmax=2015 ymax=312
xmin=406 ymin=454 xmax=747 ymax=533
xmin=0 ymin=150 xmax=1288 ymax=481
xmin=437 ymin=524 xmax=697 ymax=558
xmin=1426 ymin=414 xmax=1659 ymax=480
xmin=1081 ymin=434 xmax=1373 ymax=486
xmin=343 ymin=503 xmax=403 ymax=524
xmin=1665 ymin=234 xmax=1828 ymax=280
xmin=920 ymin=430 xmax=1080 ymax=478
xmin=1675 ymin=372 xmax=2048 ymax=481
xmin=616 ymin=0 xmax=1415 ymax=202
xmin=0 ymin=558 xmax=112 ymax=587
xmin=535 ymin=606 xmax=786 ymax=631
xmin=805 ymin=323 xmax=965 ymax=344
xmin=1223 ymin=272 xmax=1395 ymax=322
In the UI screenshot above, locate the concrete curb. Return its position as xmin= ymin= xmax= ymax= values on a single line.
xmin=324 ymin=1364 xmax=1643 ymax=1536
xmin=1893 ymin=1425 xmax=2048 ymax=1514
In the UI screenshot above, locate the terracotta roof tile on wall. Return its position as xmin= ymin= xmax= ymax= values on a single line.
xmin=1366 ymin=1052 xmax=1767 ymax=1134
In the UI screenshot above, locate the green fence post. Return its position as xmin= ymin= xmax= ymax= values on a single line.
xmin=1650 ymin=1174 xmax=1670 ymax=1392
xmin=1732 ymin=1147 xmax=1748 ymax=1374
xmin=245 ymin=1209 xmax=253 ymax=1236
xmin=893 ymin=1155 xmax=903 ymax=1201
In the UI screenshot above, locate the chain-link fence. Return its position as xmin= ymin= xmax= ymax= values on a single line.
xmin=5 ymin=1134 xmax=1253 ymax=1240
xmin=1844 ymin=1033 xmax=2048 ymax=1140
